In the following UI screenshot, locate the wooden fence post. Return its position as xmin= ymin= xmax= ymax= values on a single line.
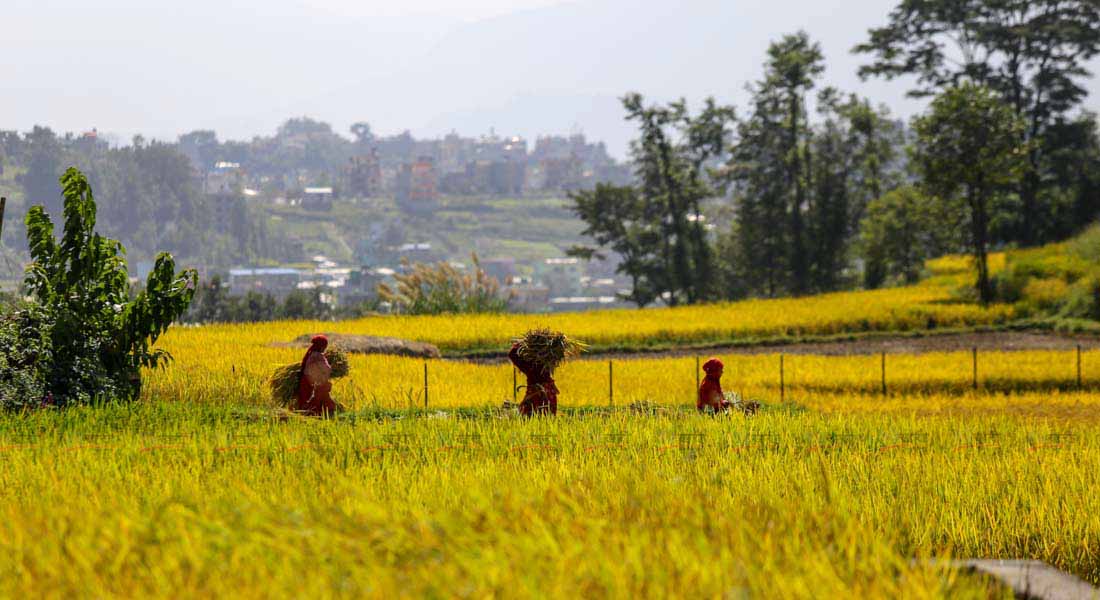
xmin=0 ymin=197 xmax=6 ymax=241
xmin=780 ymin=354 xmax=785 ymax=403
xmin=608 ymin=360 xmax=614 ymax=407
xmin=1077 ymin=345 xmax=1083 ymax=390
xmin=972 ymin=347 xmax=978 ymax=391
xmin=881 ymin=352 xmax=887 ymax=396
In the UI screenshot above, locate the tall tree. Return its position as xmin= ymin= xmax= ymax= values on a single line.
xmin=855 ymin=0 xmax=1100 ymax=245
xmin=569 ymin=184 xmax=664 ymax=306
xmin=727 ymin=33 xmax=907 ymax=298
xmin=808 ymin=91 xmax=907 ymax=291
xmin=621 ymin=94 xmax=734 ymax=305
xmin=17 ymin=126 xmax=65 ymax=219
xmin=766 ymin=32 xmax=824 ymax=294
xmin=571 ymin=95 xmax=733 ymax=307
xmin=912 ymin=83 xmax=1028 ymax=304
xmin=177 ymin=130 xmax=220 ymax=170
xmin=726 ymin=85 xmax=790 ymax=297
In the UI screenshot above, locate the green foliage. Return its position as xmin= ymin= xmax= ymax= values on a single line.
xmin=913 ymin=83 xmax=1029 ymax=304
xmin=0 ymin=302 xmax=50 ymax=410
xmin=856 ymin=0 xmax=1100 ymax=245
xmin=13 ymin=167 xmax=197 ymax=406
xmin=183 ymin=275 xmax=337 ymax=324
xmin=989 ymin=224 xmax=1100 ymax=320
xmin=571 ymin=94 xmax=734 ymax=307
xmin=377 ymin=255 xmax=511 ymax=315
xmin=569 ymin=184 xmax=662 ymax=306
xmin=859 ymin=186 xmax=960 ymax=288
xmin=726 ymin=31 xmax=905 ymax=298
xmin=15 ymin=126 xmax=64 ymax=220
xmin=9 ymin=126 xmax=274 ymax=267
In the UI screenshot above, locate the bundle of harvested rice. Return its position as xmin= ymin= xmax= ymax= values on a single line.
xmin=514 ymin=328 xmax=587 ymax=373
xmin=268 ymin=347 xmax=350 ymax=406
xmin=723 ymin=391 xmax=761 ymax=416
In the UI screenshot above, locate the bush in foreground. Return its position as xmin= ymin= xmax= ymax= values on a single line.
xmin=0 ymin=167 xmax=196 ymax=408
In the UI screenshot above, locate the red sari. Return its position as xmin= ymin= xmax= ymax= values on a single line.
xmin=697 ymin=358 xmax=731 ymax=413
xmin=509 ymin=343 xmax=559 ymax=416
xmin=295 ymin=335 xmax=337 ymax=416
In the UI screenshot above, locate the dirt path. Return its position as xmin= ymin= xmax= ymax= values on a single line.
xmin=461 ymin=330 xmax=1100 ymax=364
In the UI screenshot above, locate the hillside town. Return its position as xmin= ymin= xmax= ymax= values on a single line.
xmin=190 ymin=127 xmax=635 ymax=313
xmin=0 ymin=123 xmax=637 ymax=314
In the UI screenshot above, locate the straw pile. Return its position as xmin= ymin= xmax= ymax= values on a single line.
xmin=514 ymin=328 xmax=587 ymax=374
xmin=269 ymin=347 xmax=349 ymax=406
xmin=723 ymin=391 xmax=761 ymax=416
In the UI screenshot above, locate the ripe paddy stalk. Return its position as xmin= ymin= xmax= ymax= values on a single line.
xmin=0 ymin=403 xmax=1089 ymax=597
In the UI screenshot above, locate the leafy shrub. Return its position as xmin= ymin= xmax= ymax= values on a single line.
xmin=0 ymin=303 xmax=50 ymax=410
xmin=1059 ymin=275 xmax=1100 ymax=321
xmin=987 ymin=225 xmax=1100 ymax=318
xmin=0 ymin=167 xmax=197 ymax=408
xmin=1067 ymin=223 xmax=1100 ymax=262
xmin=1023 ymin=278 xmax=1070 ymax=311
xmin=377 ymin=254 xmax=512 ymax=315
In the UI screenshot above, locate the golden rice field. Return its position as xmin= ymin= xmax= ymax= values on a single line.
xmin=189 ymin=254 xmax=1011 ymax=356
xmin=147 ymin=323 xmax=1100 ymax=417
xmin=0 ymin=402 xmax=1095 ymax=598
xmin=8 ymin=251 xmax=1099 ymax=598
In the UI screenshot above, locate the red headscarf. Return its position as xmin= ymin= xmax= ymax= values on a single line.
xmin=702 ymin=358 xmax=724 ymax=379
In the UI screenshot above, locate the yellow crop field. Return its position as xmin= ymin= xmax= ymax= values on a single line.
xmin=146 ymin=323 xmax=1100 ymax=414
xmin=159 ymin=280 xmax=1014 ymax=359
xmin=0 ymin=402 xmax=1095 ymax=598
xmin=11 ymin=249 xmax=1100 ymax=597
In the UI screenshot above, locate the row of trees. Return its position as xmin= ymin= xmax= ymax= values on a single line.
xmin=574 ymin=0 xmax=1100 ymax=306
xmin=2 ymin=128 xmax=277 ymax=267
xmin=183 ymin=276 xmax=335 ymax=323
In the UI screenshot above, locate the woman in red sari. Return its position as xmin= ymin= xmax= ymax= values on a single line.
xmin=295 ymin=334 xmax=338 ymax=416
xmin=697 ymin=358 xmax=731 ymax=413
xmin=509 ymin=342 xmax=559 ymax=416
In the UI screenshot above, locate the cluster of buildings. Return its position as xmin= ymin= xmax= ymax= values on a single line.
xmin=220 ymin=252 xmax=631 ymax=314
xmin=191 ymin=126 xmax=635 ymax=312
xmin=341 ymin=130 xmax=632 ymax=213
xmin=200 ymin=130 xmax=630 ymax=211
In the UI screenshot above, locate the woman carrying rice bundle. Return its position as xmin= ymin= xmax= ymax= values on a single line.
xmin=509 ymin=328 xmax=585 ymax=417
xmin=295 ymin=334 xmax=338 ymax=416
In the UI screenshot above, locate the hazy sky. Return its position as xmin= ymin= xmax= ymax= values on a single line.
xmin=4 ymin=0 xmax=1099 ymax=157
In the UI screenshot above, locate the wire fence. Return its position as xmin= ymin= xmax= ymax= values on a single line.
xmin=394 ymin=345 xmax=1096 ymax=410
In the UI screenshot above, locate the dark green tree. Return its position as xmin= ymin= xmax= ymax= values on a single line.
xmin=621 ymin=94 xmax=734 ymax=305
xmin=766 ymin=31 xmax=824 ymax=294
xmin=855 ymin=0 xmax=1100 ymax=245
xmin=282 ymin=288 xmax=331 ymax=320
xmin=912 ymin=83 xmax=1029 ymax=304
xmin=571 ymin=96 xmax=734 ymax=306
xmin=17 ymin=126 xmax=66 ymax=220
xmin=568 ymin=184 xmax=664 ymax=306
xmin=726 ymin=32 xmax=905 ymax=297
xmin=726 ymin=83 xmax=790 ymax=297
xmin=859 ymin=186 xmax=961 ymax=287
xmin=177 ymin=130 xmax=220 ymax=170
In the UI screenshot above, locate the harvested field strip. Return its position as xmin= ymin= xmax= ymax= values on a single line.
xmin=147 ymin=345 xmax=1100 ymax=413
